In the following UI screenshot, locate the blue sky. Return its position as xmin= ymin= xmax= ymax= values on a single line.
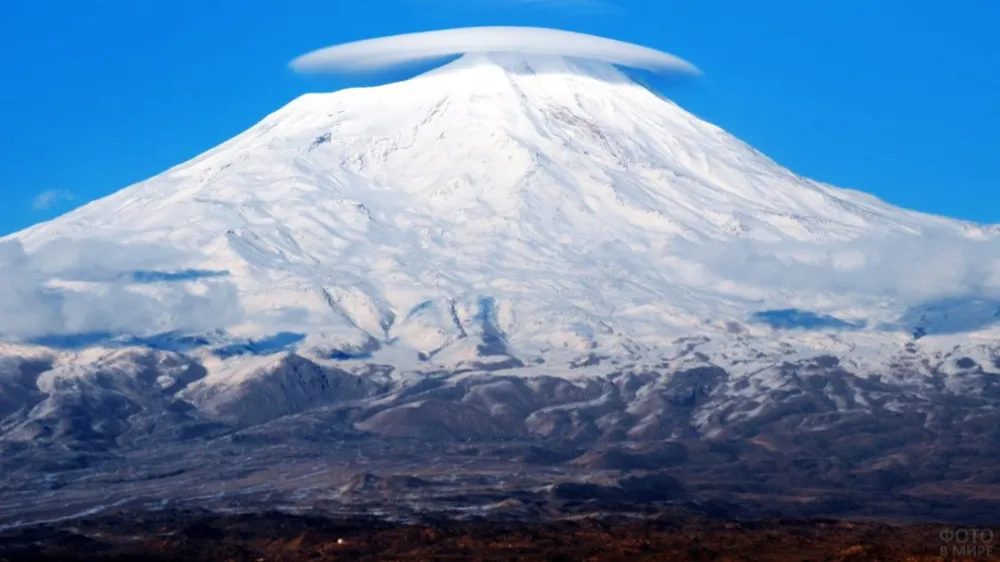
xmin=1 ymin=0 xmax=997 ymax=236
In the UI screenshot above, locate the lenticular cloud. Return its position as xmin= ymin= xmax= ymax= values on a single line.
xmin=290 ymin=27 xmax=700 ymax=75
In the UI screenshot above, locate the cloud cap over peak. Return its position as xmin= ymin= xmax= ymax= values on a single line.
xmin=290 ymin=27 xmax=699 ymax=75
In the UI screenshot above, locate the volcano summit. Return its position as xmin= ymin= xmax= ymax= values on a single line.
xmin=7 ymin=52 xmax=997 ymax=359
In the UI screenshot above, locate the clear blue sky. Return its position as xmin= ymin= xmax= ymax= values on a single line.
xmin=1 ymin=0 xmax=997 ymax=235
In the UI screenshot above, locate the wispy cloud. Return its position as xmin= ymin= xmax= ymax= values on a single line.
xmin=31 ymin=189 xmax=74 ymax=211
xmin=670 ymin=231 xmax=1000 ymax=304
xmin=291 ymin=27 xmax=698 ymax=75
xmin=0 ymin=238 xmax=243 ymax=339
xmin=419 ymin=0 xmax=619 ymax=12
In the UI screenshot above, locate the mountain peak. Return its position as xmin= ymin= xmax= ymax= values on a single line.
xmin=418 ymin=52 xmax=636 ymax=84
xmin=4 ymin=50 xmax=989 ymax=351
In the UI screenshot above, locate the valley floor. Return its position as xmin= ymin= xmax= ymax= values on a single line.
xmin=0 ymin=510 xmax=994 ymax=561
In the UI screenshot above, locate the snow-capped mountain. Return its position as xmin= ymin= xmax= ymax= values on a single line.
xmin=5 ymin=53 xmax=998 ymax=370
xmin=0 ymin=51 xmax=998 ymax=444
xmin=3 ymin=54 xmax=1000 ymax=523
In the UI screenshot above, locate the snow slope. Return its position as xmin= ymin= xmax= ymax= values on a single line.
xmin=4 ymin=53 xmax=999 ymax=370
